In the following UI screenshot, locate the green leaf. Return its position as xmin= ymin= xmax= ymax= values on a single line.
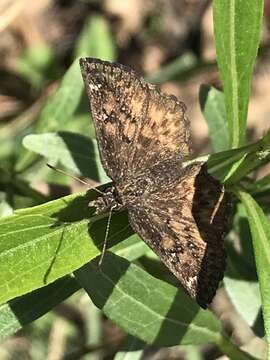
xmin=213 ymin=0 xmax=263 ymax=147
xmin=76 ymin=253 xmax=257 ymax=359
xmin=111 ymin=234 xmax=149 ymax=262
xmin=224 ymin=277 xmax=261 ymax=327
xmin=225 ymin=229 xmax=260 ymax=328
xmin=145 ymin=53 xmax=197 ymax=83
xmin=228 ymin=203 xmax=257 ymax=274
xmin=199 ymin=85 xmax=229 ymax=152
xmin=234 ymin=190 xmax=270 ymax=358
xmin=23 ymin=132 xmax=109 ymax=183
xmin=15 ymin=60 xmax=84 ymax=172
xmin=206 ymin=130 xmax=270 ymax=183
xmin=224 ymin=131 xmax=270 ymax=185
xmin=0 ymin=190 xmax=134 ymax=305
xmin=75 ymin=14 xmax=116 ymax=60
xmin=247 ymin=173 xmax=270 ymax=197
xmin=75 ymin=252 xmax=222 ymax=346
xmin=0 ymin=276 xmax=80 ymax=341
xmin=16 ymin=45 xmax=57 ymax=88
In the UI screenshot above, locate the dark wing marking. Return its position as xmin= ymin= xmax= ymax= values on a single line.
xmin=127 ymin=164 xmax=231 ymax=308
xmin=80 ymin=58 xmax=190 ymax=184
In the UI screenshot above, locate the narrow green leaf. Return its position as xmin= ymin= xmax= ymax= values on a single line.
xmin=15 ymin=60 xmax=84 ymax=172
xmin=247 ymin=174 xmax=270 ymax=208
xmin=145 ymin=53 xmax=197 ymax=83
xmin=213 ymin=0 xmax=263 ymax=147
xmin=23 ymin=132 xmax=109 ymax=183
xmin=199 ymin=85 xmax=229 ymax=152
xmin=212 ymin=201 xmax=259 ymax=328
xmin=0 ymin=190 xmax=133 ymax=305
xmin=0 ymin=276 xmax=80 ymax=341
xmin=75 ymin=14 xmax=116 ymax=60
xmin=206 ymin=130 xmax=270 ymax=183
xmin=224 ymin=130 xmax=270 ymax=185
xmin=246 ymin=173 xmax=270 ymax=197
xmin=231 ymin=203 xmax=256 ymax=270
xmin=235 ymin=190 xmax=270 ymax=357
xmin=75 ymin=252 xmax=222 ymax=346
xmin=224 ymin=277 xmax=260 ymax=327
xmin=16 ymin=45 xmax=57 ymax=88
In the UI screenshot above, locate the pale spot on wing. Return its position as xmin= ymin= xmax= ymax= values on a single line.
xmin=106 ymin=123 xmax=116 ymax=136
xmin=161 ymin=236 xmax=175 ymax=250
xmin=186 ymin=276 xmax=198 ymax=290
xmin=168 ymin=220 xmax=182 ymax=232
xmin=123 ymin=122 xmax=136 ymax=141
xmin=89 ymin=83 xmax=102 ymax=91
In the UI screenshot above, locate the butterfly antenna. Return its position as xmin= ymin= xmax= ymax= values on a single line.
xmin=46 ymin=163 xmax=104 ymax=195
xmin=210 ymin=188 xmax=225 ymax=224
xmin=98 ymin=206 xmax=115 ymax=267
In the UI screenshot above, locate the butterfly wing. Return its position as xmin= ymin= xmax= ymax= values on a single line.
xmin=127 ymin=164 xmax=231 ymax=308
xmin=80 ymin=58 xmax=190 ymax=183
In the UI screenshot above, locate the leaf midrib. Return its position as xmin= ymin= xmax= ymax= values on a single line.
xmin=229 ymin=0 xmax=240 ymax=148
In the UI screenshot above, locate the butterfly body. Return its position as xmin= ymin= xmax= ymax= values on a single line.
xmin=80 ymin=57 xmax=231 ymax=308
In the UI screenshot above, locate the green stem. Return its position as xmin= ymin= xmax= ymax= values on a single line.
xmin=216 ymin=334 xmax=258 ymax=360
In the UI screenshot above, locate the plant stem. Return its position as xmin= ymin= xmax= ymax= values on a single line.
xmin=216 ymin=334 xmax=259 ymax=360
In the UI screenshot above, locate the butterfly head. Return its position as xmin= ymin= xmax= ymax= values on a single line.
xmin=89 ymin=186 xmax=122 ymax=215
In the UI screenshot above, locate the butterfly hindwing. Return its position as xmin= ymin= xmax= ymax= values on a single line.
xmin=128 ymin=164 xmax=230 ymax=308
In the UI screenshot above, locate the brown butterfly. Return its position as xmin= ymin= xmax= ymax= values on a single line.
xmin=80 ymin=57 xmax=231 ymax=308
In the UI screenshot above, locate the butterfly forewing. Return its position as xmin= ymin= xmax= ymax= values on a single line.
xmin=80 ymin=58 xmax=148 ymax=182
xmin=80 ymin=58 xmax=190 ymax=182
xmin=129 ymin=87 xmax=190 ymax=174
